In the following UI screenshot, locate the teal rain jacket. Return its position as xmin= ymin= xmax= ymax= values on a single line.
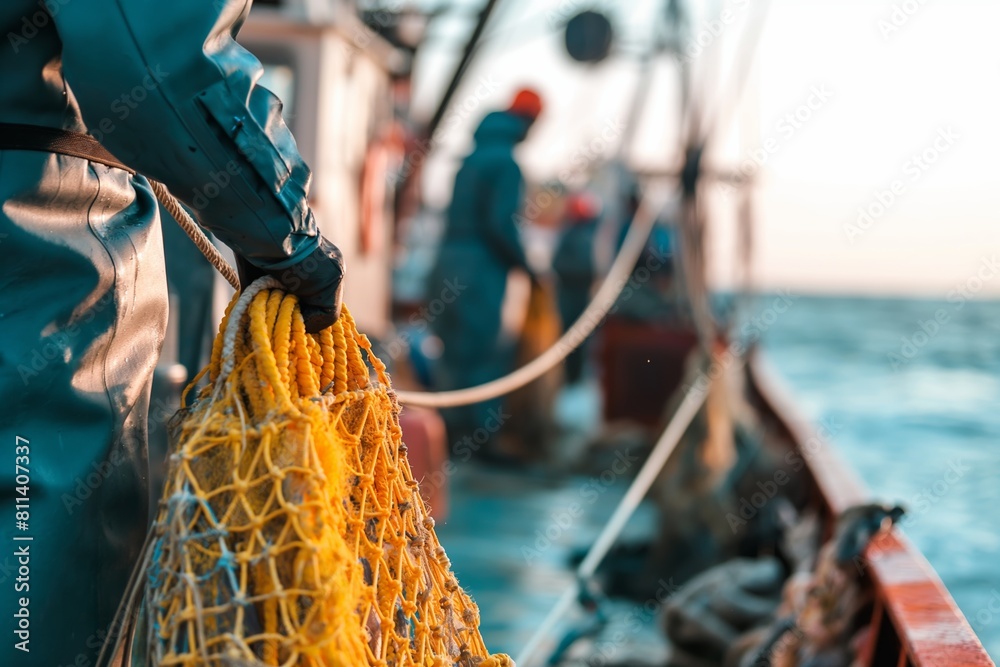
xmin=0 ymin=1 xmax=327 ymax=664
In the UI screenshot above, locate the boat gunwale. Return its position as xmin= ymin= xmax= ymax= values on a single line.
xmin=747 ymin=352 xmax=995 ymax=667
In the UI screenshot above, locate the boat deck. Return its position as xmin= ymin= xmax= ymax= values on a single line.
xmin=434 ymin=460 xmax=670 ymax=666
xmin=426 ymin=357 xmax=997 ymax=667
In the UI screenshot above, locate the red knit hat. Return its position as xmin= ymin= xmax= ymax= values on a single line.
xmin=508 ymin=87 xmax=544 ymax=119
xmin=566 ymin=191 xmax=602 ymax=221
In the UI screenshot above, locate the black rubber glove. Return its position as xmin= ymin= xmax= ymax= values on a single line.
xmin=236 ymin=236 xmax=345 ymax=333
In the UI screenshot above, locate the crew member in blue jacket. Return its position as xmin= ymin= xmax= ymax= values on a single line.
xmin=428 ymin=89 xmax=543 ymax=458
xmin=552 ymin=191 xmax=601 ymax=385
xmin=0 ymin=2 xmax=344 ymax=664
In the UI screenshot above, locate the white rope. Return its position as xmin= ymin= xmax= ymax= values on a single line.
xmin=514 ymin=367 xmax=715 ymax=666
xmin=395 ymin=188 xmax=667 ymax=408
xmin=216 ymin=276 xmax=282 ymax=392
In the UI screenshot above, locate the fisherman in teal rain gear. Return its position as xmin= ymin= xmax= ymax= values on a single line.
xmin=0 ymin=2 xmax=345 ymax=664
xmin=552 ymin=191 xmax=602 ymax=385
xmin=428 ymin=89 xmax=543 ymax=459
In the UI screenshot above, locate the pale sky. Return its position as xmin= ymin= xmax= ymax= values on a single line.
xmin=410 ymin=0 xmax=1000 ymax=297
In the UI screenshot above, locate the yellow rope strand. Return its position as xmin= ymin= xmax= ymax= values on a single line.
xmin=146 ymin=283 xmax=510 ymax=667
xmin=319 ymin=328 xmax=336 ymax=392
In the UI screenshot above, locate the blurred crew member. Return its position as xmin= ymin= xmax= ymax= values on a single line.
xmin=552 ymin=191 xmax=601 ymax=384
xmin=427 ymin=88 xmax=543 ymax=457
xmin=613 ymin=187 xmax=676 ymax=321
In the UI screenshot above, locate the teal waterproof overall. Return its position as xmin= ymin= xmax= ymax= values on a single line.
xmin=0 ymin=2 xmax=324 ymax=664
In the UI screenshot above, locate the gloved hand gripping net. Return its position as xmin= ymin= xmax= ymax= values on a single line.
xmin=144 ymin=277 xmax=511 ymax=667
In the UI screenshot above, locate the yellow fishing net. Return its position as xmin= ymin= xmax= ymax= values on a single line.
xmin=145 ymin=278 xmax=511 ymax=667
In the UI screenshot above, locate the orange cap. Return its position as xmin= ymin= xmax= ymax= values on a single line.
xmin=508 ymin=88 xmax=544 ymax=119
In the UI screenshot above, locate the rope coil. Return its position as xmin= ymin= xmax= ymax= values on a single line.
xmin=142 ymin=280 xmax=511 ymax=666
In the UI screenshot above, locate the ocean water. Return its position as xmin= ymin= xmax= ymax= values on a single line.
xmin=759 ymin=294 xmax=1000 ymax=661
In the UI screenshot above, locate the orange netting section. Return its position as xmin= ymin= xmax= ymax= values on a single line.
xmin=144 ymin=280 xmax=511 ymax=667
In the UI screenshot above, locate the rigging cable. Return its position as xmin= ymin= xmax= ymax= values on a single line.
xmin=513 ymin=359 xmax=723 ymax=666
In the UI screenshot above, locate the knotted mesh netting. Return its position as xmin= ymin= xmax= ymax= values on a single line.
xmin=144 ymin=278 xmax=511 ymax=666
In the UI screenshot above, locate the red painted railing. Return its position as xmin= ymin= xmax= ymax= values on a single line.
xmin=748 ymin=354 xmax=995 ymax=667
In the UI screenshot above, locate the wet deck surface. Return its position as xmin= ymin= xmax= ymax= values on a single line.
xmin=434 ymin=460 xmax=671 ymax=666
